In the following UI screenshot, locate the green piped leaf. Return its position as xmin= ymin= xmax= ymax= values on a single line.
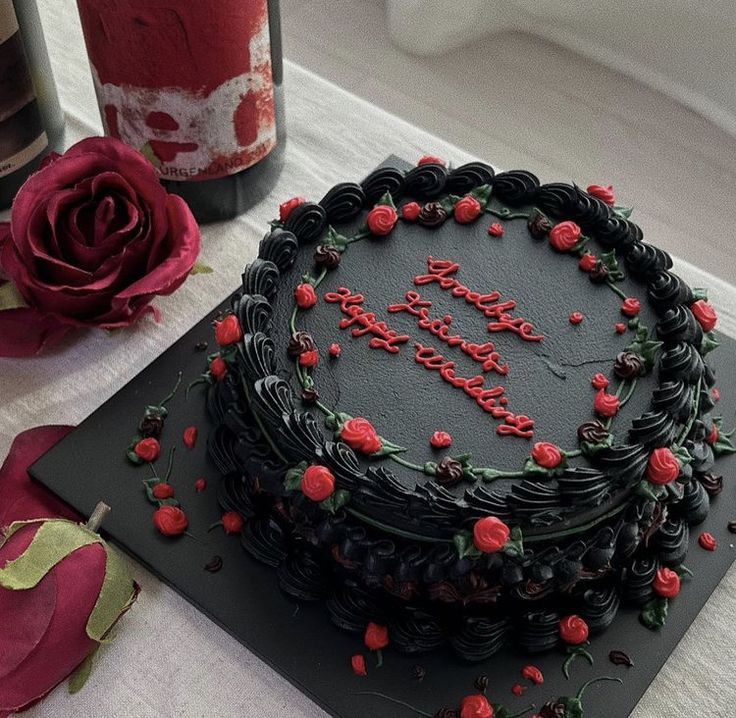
xmin=701 ymin=332 xmax=720 ymax=355
xmin=453 ymin=530 xmax=481 ymax=560
xmin=503 ymin=526 xmax=524 ymax=557
xmin=438 ymin=193 xmax=462 ymax=214
xmin=376 ymin=190 xmax=397 ymax=210
xmin=581 ymin=433 xmax=614 ymax=458
xmin=640 ymin=597 xmax=668 ymax=630
xmin=284 ymin=461 xmax=307 ymax=492
xmin=470 ymin=183 xmax=493 ymax=209
xmin=523 ymin=457 xmax=566 ymax=478
xmin=324 ymin=225 xmax=349 ymax=252
xmin=600 ymin=250 xmax=625 ymax=281
xmin=325 ymin=411 xmax=352 ymax=432
xmin=320 ymin=489 xmax=351 ymax=514
xmin=371 ymin=438 xmax=407 ymax=457
xmin=625 ymin=327 xmax=662 ymax=372
xmin=613 ymin=204 xmax=634 ymax=219
xmin=635 ymin=480 xmax=665 ymax=502
xmin=673 ymin=445 xmax=693 ymax=467
xmin=692 ymin=287 xmax=708 ymax=301
xmin=713 ymin=417 xmax=736 ymax=456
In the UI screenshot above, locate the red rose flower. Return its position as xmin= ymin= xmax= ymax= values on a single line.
xmin=549 ymin=221 xmax=581 ymax=252
xmin=134 ymin=437 xmax=160 ymax=463
xmin=586 ymin=184 xmax=615 ymax=206
xmin=279 ymin=196 xmax=306 ymax=222
xmin=691 ymin=299 xmax=717 ymax=332
xmin=706 ymin=424 xmax=719 ymax=445
xmin=0 ymin=137 xmax=201 ymax=357
xmin=152 ymin=483 xmax=175 ymax=500
xmin=621 ymin=297 xmax=641 ymax=317
xmin=646 ymin=447 xmax=680 ymax=485
xmin=430 ymin=431 xmax=453 ymax=449
xmin=341 ymin=417 xmax=382 ymax=454
xmin=531 ymin=442 xmax=564 ymax=469
xmin=210 ymin=356 xmax=228 ymax=381
xmin=194 ymin=478 xmax=207 ymax=492
xmin=522 ymin=665 xmax=544 ymax=685
xmin=559 ymin=615 xmax=589 ymax=645
xmin=614 ymin=322 xmax=627 ymax=334
xmin=294 ymin=282 xmax=318 ymax=310
xmin=454 ymin=196 xmax=482 ymax=224
xmin=652 ymin=567 xmax=681 ymax=598
xmin=488 ymin=223 xmax=504 ymax=237
xmin=364 ymin=622 xmax=389 ymax=651
xmin=591 ymin=373 xmax=610 ymax=390
xmin=473 ymin=516 xmax=510 ymax=553
xmin=699 ymin=532 xmax=717 ymax=551
xmin=214 ymin=314 xmax=243 ymax=346
xmin=183 ymin=426 xmax=198 ymax=449
xmin=569 ymin=311 xmax=584 ymax=325
xmin=578 ymin=253 xmax=598 ymax=272
xmin=351 ymin=654 xmax=367 ymax=676
xmin=594 ymin=389 xmax=620 ymax=418
xmin=153 ymin=505 xmax=188 ymax=536
xmin=418 ymin=154 xmax=446 ymax=166
xmin=299 ymin=349 xmax=319 ymax=368
xmin=366 ymin=205 xmax=399 ymax=236
xmin=329 ymin=342 xmax=341 ymax=357
xmin=401 ymin=201 xmax=422 ymax=221
xmin=222 ymin=511 xmax=244 ymax=534
xmin=460 ymin=694 xmax=494 ymax=718
xmin=301 ymin=465 xmax=336 ymax=502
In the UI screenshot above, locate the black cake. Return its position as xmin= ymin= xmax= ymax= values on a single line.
xmin=203 ymin=157 xmax=731 ymax=662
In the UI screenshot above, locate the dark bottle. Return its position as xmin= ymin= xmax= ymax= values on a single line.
xmin=76 ymin=0 xmax=285 ymax=223
xmin=0 ymin=0 xmax=65 ymax=209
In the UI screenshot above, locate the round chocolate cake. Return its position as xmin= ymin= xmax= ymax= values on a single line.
xmin=205 ymin=157 xmax=728 ymax=661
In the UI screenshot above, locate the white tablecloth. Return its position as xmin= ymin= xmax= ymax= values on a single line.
xmin=4 ymin=2 xmax=736 ymax=716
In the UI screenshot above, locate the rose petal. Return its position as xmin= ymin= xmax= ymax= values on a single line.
xmin=0 ymin=306 xmax=74 ymax=357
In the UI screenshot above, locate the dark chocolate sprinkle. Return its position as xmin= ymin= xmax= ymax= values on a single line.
xmin=195 ymin=341 xmax=209 ymax=351
xmin=727 ymin=521 xmax=736 ymax=534
xmin=474 ymin=674 xmax=489 ymax=693
xmin=608 ymin=649 xmax=634 ymax=667
xmin=204 ymin=555 xmax=223 ymax=573
xmin=411 ymin=664 xmax=426 ymax=682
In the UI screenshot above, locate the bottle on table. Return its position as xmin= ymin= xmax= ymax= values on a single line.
xmin=76 ymin=0 xmax=285 ymax=223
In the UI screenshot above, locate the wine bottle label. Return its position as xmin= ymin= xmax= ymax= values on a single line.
xmin=77 ymin=0 xmax=277 ymax=182
xmin=0 ymin=0 xmax=48 ymax=178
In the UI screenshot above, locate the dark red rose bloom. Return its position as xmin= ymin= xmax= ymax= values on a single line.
xmin=279 ymin=196 xmax=306 ymax=222
xmin=0 ymin=137 xmax=200 ymax=357
xmin=549 ymin=221 xmax=581 ymax=252
xmin=183 ymin=425 xmax=198 ymax=449
xmin=578 ymin=253 xmax=598 ymax=272
xmin=367 ymin=205 xmax=399 ymax=236
xmin=532 ymin=442 xmax=564 ymax=469
xmin=594 ymin=389 xmax=620 ymax=418
xmin=341 ymin=417 xmax=382 ymax=454
xmin=591 ymin=373 xmax=610 ymax=390
xmin=454 ymin=196 xmax=482 ymax=224
xmin=487 ymin=223 xmax=504 ymax=237
xmin=586 ymin=183 xmax=615 ymax=206
xmin=221 ymin=511 xmax=244 ymax=534
xmin=294 ymin=282 xmax=318 ymax=309
xmin=460 ymin=694 xmax=494 ymax=718
xmin=364 ymin=622 xmax=389 ymax=651
xmin=418 ymin=154 xmax=446 ymax=166
xmin=473 ymin=516 xmax=510 ymax=553
xmin=152 ymin=483 xmax=175 ymax=500
xmin=652 ymin=567 xmax=681 ymax=598
xmin=699 ymin=532 xmax=717 ymax=551
xmin=401 ymin=201 xmax=422 ymax=221
xmin=430 ymin=431 xmax=453 ymax=448
xmin=646 ymin=447 xmax=679 ymax=485
xmin=214 ymin=314 xmax=243 ymax=346
xmin=134 ymin=437 xmax=160 ymax=462
xmin=153 ymin=505 xmax=188 ymax=536
xmin=621 ymin=297 xmax=641 ymax=317
xmin=209 ymin=356 xmax=228 ymax=380
xmin=299 ymin=349 xmax=319 ymax=368
xmin=301 ymin=465 xmax=336 ymax=502
xmin=559 ymin=615 xmax=589 ymax=645
xmin=691 ymin=299 xmax=717 ymax=332
xmin=351 ymin=654 xmax=367 ymax=676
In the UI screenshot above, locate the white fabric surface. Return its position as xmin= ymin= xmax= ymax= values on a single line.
xmin=2 ymin=1 xmax=735 ymax=715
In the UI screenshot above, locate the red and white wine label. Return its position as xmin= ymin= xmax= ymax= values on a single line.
xmin=0 ymin=0 xmax=47 ymax=179
xmin=77 ymin=0 xmax=277 ymax=182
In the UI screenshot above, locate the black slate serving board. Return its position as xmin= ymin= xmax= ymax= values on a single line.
xmin=30 ymin=173 xmax=736 ymax=718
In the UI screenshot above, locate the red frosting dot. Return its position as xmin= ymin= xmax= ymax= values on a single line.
xmin=569 ymin=311 xmax=584 ymax=325
xmin=351 ymin=654 xmax=367 ymax=676
xmin=430 ymin=431 xmax=453 ymax=449
xmin=591 ymin=373 xmax=610 ymax=390
xmin=512 ymin=684 xmax=526 ymax=697
xmin=401 ymin=201 xmax=421 ymax=221
xmin=522 ymin=664 xmax=544 ymax=685
xmin=364 ymin=622 xmax=389 ymax=651
xmin=488 ymin=222 xmax=504 ymax=237
xmin=614 ymin=322 xmax=627 ymax=334
xmin=329 ymin=343 xmax=342 ymax=358
xmin=578 ymin=253 xmax=598 ymax=272
xmin=699 ymin=532 xmax=717 ymax=551
xmin=183 ymin=425 xmax=198 ymax=449
xmin=152 ymin=483 xmax=175 ymax=500
xmin=194 ymin=478 xmax=207 ymax=493
xmin=222 ymin=511 xmax=244 ymax=535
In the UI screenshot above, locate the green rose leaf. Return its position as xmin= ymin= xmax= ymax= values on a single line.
xmin=613 ymin=204 xmax=634 ymax=219
xmin=625 ymin=329 xmax=662 ymax=372
xmin=320 ymin=489 xmax=351 ymax=514
xmin=692 ymin=287 xmax=708 ymax=301
xmin=470 ymin=183 xmax=493 ymax=209
xmin=371 ymin=438 xmax=407 ymax=457
xmin=674 ymin=564 xmax=693 ymax=578
xmin=284 ymin=461 xmax=308 ymax=492
xmin=504 ymin=526 xmax=524 ymax=557
xmin=376 ymin=190 xmax=397 ymax=210
xmin=325 ymin=225 xmax=349 ymax=252
xmin=701 ymin=332 xmax=720 ymax=355
xmin=453 ymin=530 xmax=481 ymax=560
xmin=640 ymin=597 xmax=668 ymax=630
xmin=580 ymin=433 xmax=614 ymax=458
xmin=713 ymin=417 xmax=736 ymax=456
xmin=673 ymin=445 xmax=693 ymax=467
xmin=438 ymin=193 xmax=462 ymax=214
xmin=635 ymin=480 xmax=665 ymax=502
xmin=423 ymin=461 xmax=438 ymax=476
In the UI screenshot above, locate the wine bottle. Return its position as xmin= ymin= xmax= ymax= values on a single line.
xmin=0 ymin=0 xmax=64 ymax=209
xmin=76 ymin=0 xmax=285 ymax=223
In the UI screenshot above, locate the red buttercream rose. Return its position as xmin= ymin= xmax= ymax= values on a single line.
xmin=531 ymin=442 xmax=564 ymax=469
xmin=364 ymin=622 xmax=389 ymax=651
xmin=351 ymin=654 xmax=367 ymax=676
xmin=210 ymin=356 xmax=228 ymax=380
xmin=366 ymin=205 xmax=399 ymax=236
xmin=594 ymin=389 xmax=620 ymax=418
xmin=699 ymin=532 xmax=717 ymax=551
xmin=279 ymin=196 xmax=306 ymax=222
xmin=646 ymin=447 xmax=679 ymax=485
xmin=418 ymin=154 xmax=446 ymax=166
xmin=614 ymin=322 xmax=627 ymax=334
xmin=215 ymin=314 xmax=243 ymax=346
xmin=294 ymin=282 xmax=318 ymax=309
xmin=401 ymin=201 xmax=421 ymax=221
xmin=621 ymin=297 xmax=641 ymax=317
xmin=591 ymin=373 xmax=610 ymax=390
xmin=522 ymin=664 xmax=544 ymax=685
xmin=488 ymin=223 xmax=504 ymax=237
xmin=301 ymin=465 xmax=336 ymax=502
xmin=0 ymin=137 xmax=201 ymax=357
xmin=222 ymin=511 xmax=244 ymax=534
xmin=152 ymin=505 xmax=188 ymax=536
xmin=586 ymin=184 xmax=616 ymax=206
xmin=134 ymin=437 xmax=160 ymax=462
xmin=473 ymin=516 xmax=510 ymax=553
xmin=578 ymin=253 xmax=598 ymax=272
xmin=341 ymin=417 xmax=382 ymax=454
xmin=559 ymin=615 xmax=589 ymax=645
xmin=652 ymin=567 xmax=681 ymax=598
xmin=329 ymin=342 xmax=341 ymax=357
xmin=706 ymin=424 xmax=719 ymax=445
xmin=152 ymin=483 xmax=175 ymax=500
xmin=299 ymin=349 xmax=319 ymax=368
xmin=194 ymin=478 xmax=207 ymax=492
xmin=183 ymin=425 xmax=198 ymax=449
xmin=460 ymin=694 xmax=494 ymax=718
xmin=549 ymin=221 xmax=581 ymax=252
xmin=430 ymin=431 xmax=453 ymax=449
xmin=569 ymin=311 xmax=584 ymax=325
xmin=691 ymin=299 xmax=717 ymax=332
xmin=454 ymin=196 xmax=482 ymax=224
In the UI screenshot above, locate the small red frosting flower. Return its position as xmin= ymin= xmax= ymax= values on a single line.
xmin=341 ymin=417 xmax=382 ymax=454
xmin=299 ymin=349 xmax=319 ymax=368
xmin=222 ymin=511 xmax=244 ymax=534
xmin=294 ymin=282 xmax=318 ymax=310
xmin=691 ymin=299 xmax=717 ymax=332
xmin=152 ymin=483 xmax=175 ymax=500
xmin=569 ymin=311 xmax=584 ymax=325
xmin=454 ymin=196 xmax=482 ymax=224
xmin=488 ymin=223 xmax=504 ymax=237
xmin=586 ymin=184 xmax=616 ymax=206
xmin=549 ymin=221 xmax=581 ymax=252
xmin=418 ymin=154 xmax=446 ymax=166
xmin=646 ymin=447 xmax=680 ymax=485
xmin=621 ymin=297 xmax=641 ymax=317
xmin=614 ymin=322 xmax=627 ymax=334
xmin=194 ymin=478 xmax=207 ymax=492
xmin=351 ymin=654 xmax=367 ymax=677
xmin=511 ymin=684 xmax=526 ymax=697
xmin=591 ymin=373 xmax=610 ymax=390
xmin=532 ymin=442 xmax=564 ymax=469
xmin=183 ymin=426 xmax=198 ymax=449
xmin=279 ymin=196 xmax=306 ymax=222
xmin=366 ymin=205 xmax=399 ymax=236
xmin=712 ymin=388 xmax=721 ymax=402
xmin=652 ymin=567 xmax=681 ymax=598
xmin=210 ymin=355 xmax=228 ymax=381
xmin=559 ymin=615 xmax=589 ymax=645
xmin=153 ymin=505 xmax=188 ymax=536
xmin=699 ymin=532 xmax=717 ymax=551
xmin=214 ymin=314 xmax=243 ymax=346
xmin=134 ymin=437 xmax=160 ymax=462
xmin=329 ymin=342 xmax=341 ymax=357
xmin=594 ymin=389 xmax=620 ymax=418
xmin=401 ymin=201 xmax=422 ymax=221
xmin=706 ymin=424 xmax=719 ymax=445
xmin=301 ymin=465 xmax=336 ymax=502
xmin=522 ymin=665 xmax=544 ymax=685
xmin=460 ymin=694 xmax=494 ymax=718
xmin=473 ymin=516 xmax=511 ymax=553
xmin=578 ymin=253 xmax=598 ymax=272
xmin=430 ymin=431 xmax=453 ymax=449
xmin=364 ymin=622 xmax=389 ymax=651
